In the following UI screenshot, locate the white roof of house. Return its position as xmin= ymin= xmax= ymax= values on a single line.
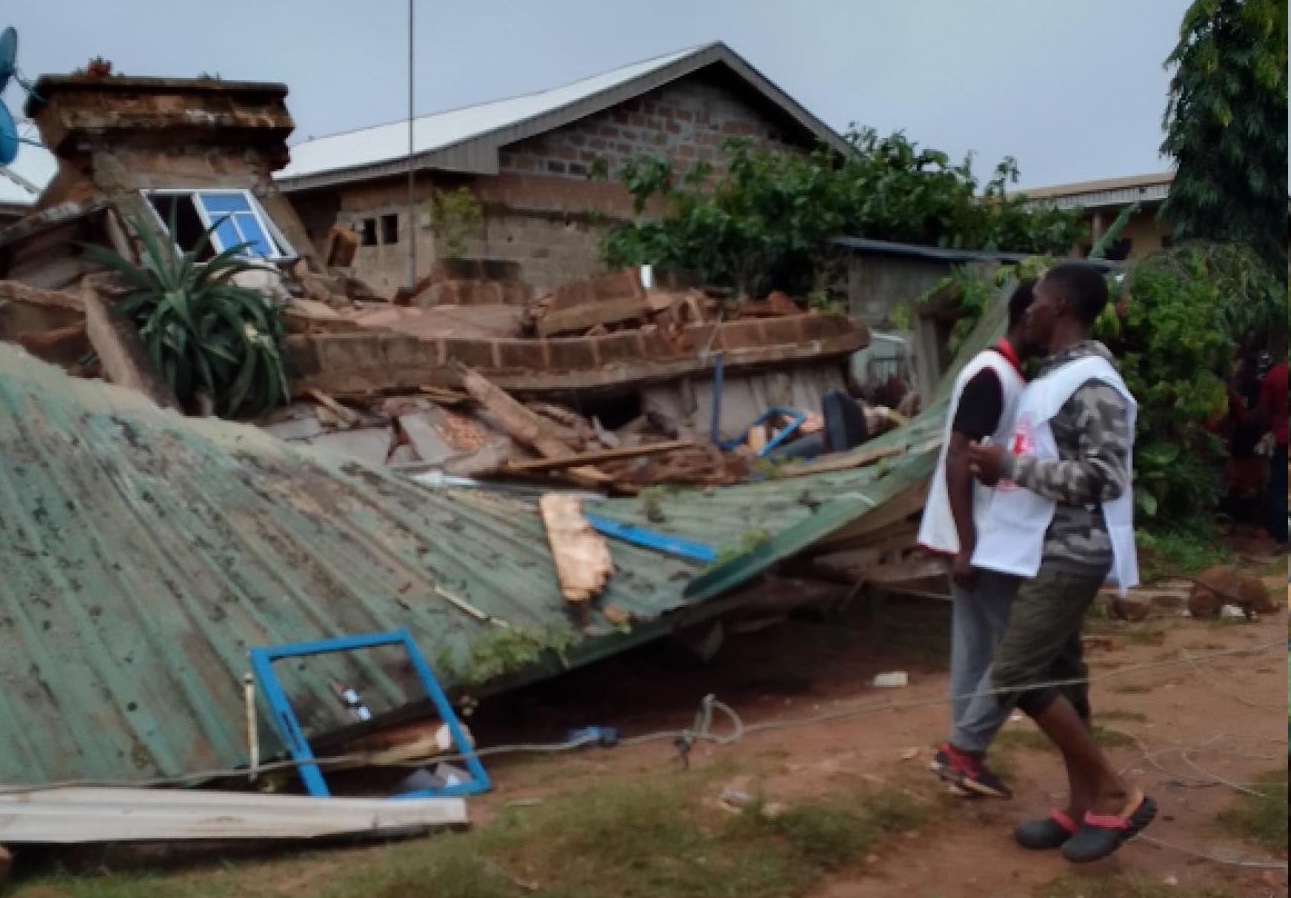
xmin=0 ymin=143 xmax=57 ymax=208
xmin=281 ymin=46 xmax=699 ymax=183
xmin=278 ymin=42 xmax=848 ymax=191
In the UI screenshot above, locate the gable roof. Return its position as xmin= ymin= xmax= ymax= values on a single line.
xmin=1019 ymin=171 xmax=1174 ymax=210
xmin=277 ymin=42 xmax=849 ymax=193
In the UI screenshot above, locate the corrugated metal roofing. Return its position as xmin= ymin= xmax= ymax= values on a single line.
xmin=0 ymin=285 xmax=1004 ymax=787
xmin=0 ymin=345 xmax=707 ymax=786
xmin=280 ymin=46 xmax=699 ymax=183
xmin=830 ymin=237 xmax=1121 ymax=270
xmin=278 ymin=42 xmax=850 ymax=190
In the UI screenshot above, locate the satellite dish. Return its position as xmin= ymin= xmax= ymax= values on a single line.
xmin=0 ymin=27 xmax=16 ymax=94
xmin=0 ymin=103 xmax=18 ymax=165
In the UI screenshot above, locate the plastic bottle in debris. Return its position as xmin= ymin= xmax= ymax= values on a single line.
xmin=330 ymin=680 xmax=372 ymax=722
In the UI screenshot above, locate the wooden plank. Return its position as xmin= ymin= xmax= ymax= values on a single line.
xmin=0 ymin=279 xmax=84 ymax=313
xmin=453 ymin=363 xmax=609 ymax=486
xmin=539 ymin=494 xmax=613 ymax=603
xmin=537 ymin=296 xmax=649 ymax=337
xmin=80 ymin=279 xmax=180 ymax=410
xmin=505 ymin=440 xmax=693 ymax=473
xmin=0 ymin=788 xmax=467 ymax=844
xmin=304 ymin=387 xmax=361 ymax=429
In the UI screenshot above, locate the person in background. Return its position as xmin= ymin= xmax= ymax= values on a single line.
xmin=1254 ymin=354 xmax=1288 ymax=549
xmin=918 ymin=279 xmax=1037 ymax=799
xmin=968 ymin=263 xmax=1154 ymax=864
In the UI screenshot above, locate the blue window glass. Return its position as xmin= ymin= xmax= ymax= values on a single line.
xmin=210 ymin=216 xmax=243 ymax=255
xmin=232 ymin=212 xmax=275 ymax=257
xmin=199 ymin=193 xmax=254 ymax=215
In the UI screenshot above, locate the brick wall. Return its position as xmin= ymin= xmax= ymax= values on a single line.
xmin=319 ymin=70 xmax=810 ymax=295
xmin=497 ymin=70 xmax=803 ymax=181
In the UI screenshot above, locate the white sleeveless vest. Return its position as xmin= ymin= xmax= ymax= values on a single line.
xmin=971 ymin=355 xmax=1139 ymax=595
xmin=917 ymin=345 xmax=1026 ymax=555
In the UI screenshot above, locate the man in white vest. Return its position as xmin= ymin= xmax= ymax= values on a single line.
xmin=968 ymin=262 xmax=1154 ymax=864
xmin=919 ymin=279 xmax=1038 ymax=800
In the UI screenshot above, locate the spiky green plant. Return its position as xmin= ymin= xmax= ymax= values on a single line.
xmin=81 ymin=216 xmax=290 ymax=418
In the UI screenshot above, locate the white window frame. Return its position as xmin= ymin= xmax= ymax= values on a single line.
xmin=141 ymin=189 xmax=296 ymax=262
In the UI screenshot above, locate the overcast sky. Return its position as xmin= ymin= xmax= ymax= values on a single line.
xmin=5 ymin=0 xmax=1189 ymax=189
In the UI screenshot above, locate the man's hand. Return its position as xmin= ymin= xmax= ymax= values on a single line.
xmin=969 ymin=441 xmax=1006 ymax=486
xmin=951 ymin=550 xmax=978 ymax=589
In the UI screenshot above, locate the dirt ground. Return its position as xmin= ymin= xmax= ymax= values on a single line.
xmin=466 ymin=565 xmax=1288 ymax=898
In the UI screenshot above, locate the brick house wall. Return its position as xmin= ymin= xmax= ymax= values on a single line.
xmin=302 ymin=68 xmax=814 ymax=296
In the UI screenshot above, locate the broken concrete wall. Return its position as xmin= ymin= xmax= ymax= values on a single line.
xmin=24 ymin=75 xmax=318 ymax=268
xmin=283 ymin=312 xmax=865 ymax=399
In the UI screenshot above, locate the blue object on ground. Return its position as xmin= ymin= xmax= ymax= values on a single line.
xmin=584 ymin=513 xmax=718 ymax=563
xmin=250 ymin=628 xmax=491 ymax=800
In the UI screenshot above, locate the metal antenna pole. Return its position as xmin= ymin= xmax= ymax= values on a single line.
xmin=406 ymin=0 xmax=417 ymax=292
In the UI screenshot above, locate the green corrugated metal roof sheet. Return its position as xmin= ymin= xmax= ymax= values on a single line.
xmin=0 ymin=345 xmax=705 ymax=786
xmin=0 ymin=292 xmax=1004 ymax=787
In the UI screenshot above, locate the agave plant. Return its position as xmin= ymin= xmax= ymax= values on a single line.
xmin=81 ymin=215 xmax=290 ymax=418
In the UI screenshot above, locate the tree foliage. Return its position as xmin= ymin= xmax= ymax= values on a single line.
xmin=925 ymin=242 xmax=1282 ymax=525
xmin=1161 ymin=0 xmax=1288 ymax=274
xmin=81 ymin=217 xmax=291 ymax=419
xmin=602 ymin=130 xmax=1087 ymax=299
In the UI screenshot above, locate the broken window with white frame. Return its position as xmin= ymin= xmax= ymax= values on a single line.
xmin=142 ymin=189 xmax=295 ymax=262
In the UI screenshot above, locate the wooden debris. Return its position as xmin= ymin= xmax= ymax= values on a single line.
xmin=80 ymin=278 xmax=180 ymax=409
xmin=505 ymin=440 xmax=695 ymax=473
xmin=539 ymin=494 xmax=614 ymax=603
xmin=453 ymin=363 xmax=609 ymax=485
xmin=418 ymin=385 xmax=471 ymax=405
xmin=0 ymin=843 xmax=9 ymax=892
xmin=304 ymin=387 xmax=361 ymax=429
xmin=537 ymin=296 xmax=649 ymax=337
xmin=325 ymin=225 xmax=359 ymax=268
xmin=0 ymin=788 xmax=468 ymax=843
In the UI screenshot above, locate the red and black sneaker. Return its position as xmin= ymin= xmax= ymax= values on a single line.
xmin=943 ymin=743 xmax=1012 ymax=799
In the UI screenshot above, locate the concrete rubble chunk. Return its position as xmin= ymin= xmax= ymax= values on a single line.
xmin=304 ymin=427 xmax=394 ymax=466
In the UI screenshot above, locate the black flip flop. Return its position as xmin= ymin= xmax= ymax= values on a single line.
xmin=1062 ymin=795 xmax=1157 ymax=863
xmin=1015 ymin=809 xmax=1077 ymax=850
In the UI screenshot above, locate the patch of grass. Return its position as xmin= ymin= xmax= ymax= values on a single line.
xmin=1136 ymin=524 xmax=1232 ymax=583
xmin=11 ymin=777 xmax=929 ymax=898
xmin=1216 ymin=768 xmax=1289 ymax=855
xmin=1035 ymin=873 xmax=1236 ymax=898
xmin=995 ymin=725 xmax=1134 ymax=754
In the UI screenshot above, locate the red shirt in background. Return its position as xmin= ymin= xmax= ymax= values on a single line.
xmin=1258 ymin=361 xmax=1288 ymax=447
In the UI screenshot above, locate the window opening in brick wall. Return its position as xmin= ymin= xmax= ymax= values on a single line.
xmin=144 ymin=189 xmax=293 ymax=261
xmin=360 ymin=218 xmax=378 ymax=247
xmin=381 ymin=213 xmax=399 ymax=245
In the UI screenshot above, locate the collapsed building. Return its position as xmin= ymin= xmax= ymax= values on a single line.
xmin=0 ymin=61 xmax=998 ymax=800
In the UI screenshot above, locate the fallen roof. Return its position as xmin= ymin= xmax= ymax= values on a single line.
xmin=0 ymin=344 xmax=705 ymax=786
xmin=278 ymin=42 xmax=850 ymax=191
xmin=0 ymin=290 xmax=1004 ymax=787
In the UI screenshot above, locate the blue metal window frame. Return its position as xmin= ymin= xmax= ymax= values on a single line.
xmin=248 ymin=628 xmax=490 ymax=799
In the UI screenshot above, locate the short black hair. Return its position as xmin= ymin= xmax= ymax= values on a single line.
xmin=1042 ymin=263 xmax=1109 ymax=326
xmin=1007 ymin=278 xmax=1038 ymax=329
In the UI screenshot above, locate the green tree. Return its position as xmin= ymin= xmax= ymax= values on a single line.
xmin=602 ymin=131 xmax=1086 ymax=299
xmin=1160 ymin=0 xmax=1288 ymax=274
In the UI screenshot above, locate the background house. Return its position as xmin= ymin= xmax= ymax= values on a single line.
xmin=278 ymin=42 xmax=849 ymax=297
xmin=1021 ymin=171 xmax=1174 ymax=261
